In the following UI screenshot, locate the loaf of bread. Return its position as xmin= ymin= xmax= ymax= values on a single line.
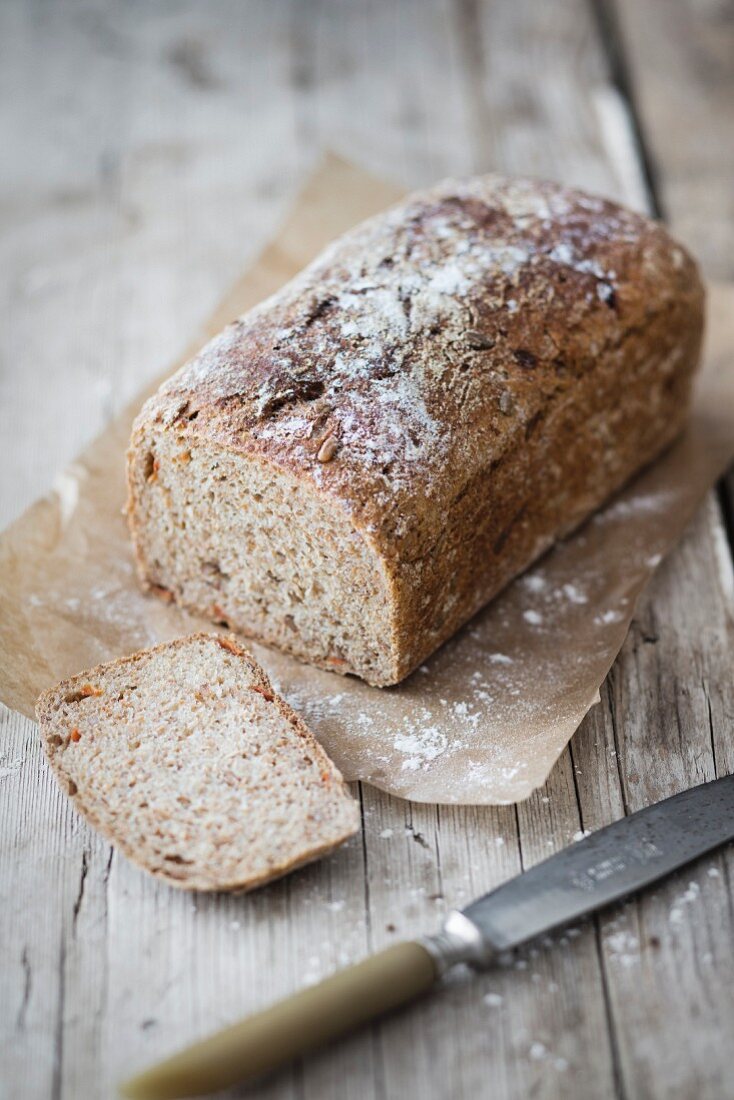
xmin=127 ymin=176 xmax=704 ymax=686
xmin=36 ymin=633 xmax=359 ymax=890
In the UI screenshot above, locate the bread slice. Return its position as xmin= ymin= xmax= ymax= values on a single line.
xmin=35 ymin=633 xmax=359 ymax=891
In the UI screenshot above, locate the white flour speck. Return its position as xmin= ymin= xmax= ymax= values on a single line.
xmin=561 ymin=583 xmax=588 ymax=604
xmin=523 ymin=574 xmax=546 ymax=593
xmin=600 ymin=490 xmax=676 ymax=521
xmin=605 ymin=930 xmax=639 ymax=967
xmin=523 ymin=609 xmax=543 ymax=625
xmin=595 ymin=609 xmax=624 ymax=625
xmin=670 ymin=881 xmax=700 ymax=925
xmin=393 ymin=726 xmax=448 ymax=770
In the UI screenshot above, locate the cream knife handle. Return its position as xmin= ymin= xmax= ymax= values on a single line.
xmin=120 ymin=941 xmax=438 ymax=1099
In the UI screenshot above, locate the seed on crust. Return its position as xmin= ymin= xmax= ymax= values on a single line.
xmin=64 ymin=684 xmax=104 ymax=704
xmin=465 ymin=329 xmax=496 ymax=350
xmin=150 ymin=584 xmax=174 ymax=603
xmin=317 ymin=435 xmax=339 ymax=463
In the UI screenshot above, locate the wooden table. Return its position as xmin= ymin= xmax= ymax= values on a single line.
xmin=2 ymin=3 xmax=733 ymax=1098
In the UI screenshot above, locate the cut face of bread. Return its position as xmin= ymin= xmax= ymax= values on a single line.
xmin=127 ymin=440 xmax=397 ymax=684
xmin=36 ymin=634 xmax=359 ymax=891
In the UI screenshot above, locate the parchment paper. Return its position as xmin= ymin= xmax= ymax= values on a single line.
xmin=2 ymin=155 xmax=733 ymax=805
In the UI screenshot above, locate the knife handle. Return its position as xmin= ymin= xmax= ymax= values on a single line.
xmin=120 ymin=941 xmax=438 ymax=1099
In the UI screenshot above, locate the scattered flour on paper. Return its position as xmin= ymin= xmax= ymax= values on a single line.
xmin=595 ymin=488 xmax=678 ymax=522
xmin=522 ymin=574 xmax=547 ymax=593
xmin=595 ymin=609 xmax=625 ymax=625
xmin=394 ymin=726 xmax=449 ymax=771
xmin=561 ymin=583 xmax=588 ymax=605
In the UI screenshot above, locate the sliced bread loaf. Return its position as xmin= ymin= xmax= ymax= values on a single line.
xmin=127 ymin=175 xmax=703 ymax=687
xmin=36 ymin=633 xmax=359 ymax=891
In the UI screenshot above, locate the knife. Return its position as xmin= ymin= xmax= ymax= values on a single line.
xmin=121 ymin=773 xmax=734 ymax=1099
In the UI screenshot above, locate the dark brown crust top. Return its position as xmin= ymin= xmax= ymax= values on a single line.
xmin=135 ymin=175 xmax=704 ymax=563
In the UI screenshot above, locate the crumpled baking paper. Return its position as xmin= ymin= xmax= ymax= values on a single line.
xmin=1 ymin=155 xmax=733 ymax=804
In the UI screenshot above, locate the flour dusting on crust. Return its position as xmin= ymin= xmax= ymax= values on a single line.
xmin=144 ymin=174 xmax=697 ymax=545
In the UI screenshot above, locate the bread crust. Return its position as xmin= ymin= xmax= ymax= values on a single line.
xmin=128 ymin=175 xmax=705 ymax=684
xmin=36 ymin=634 xmax=360 ymax=891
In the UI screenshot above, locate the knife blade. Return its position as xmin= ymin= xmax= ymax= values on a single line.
xmin=452 ymin=771 xmax=734 ymax=961
xmin=121 ymin=774 xmax=734 ymax=1099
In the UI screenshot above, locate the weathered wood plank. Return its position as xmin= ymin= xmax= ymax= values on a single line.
xmin=612 ymin=0 xmax=734 ymax=280
xmin=1 ymin=707 xmax=71 ymax=1100
xmin=571 ymin=495 xmax=734 ymax=1100
xmin=612 ymin=0 xmax=734 ymax=620
xmin=583 ymin=7 xmax=734 ymax=1095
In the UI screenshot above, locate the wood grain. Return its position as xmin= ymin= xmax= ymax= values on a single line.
xmin=1 ymin=2 xmax=732 ymax=1099
xmin=612 ymin=0 xmax=734 ymax=279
